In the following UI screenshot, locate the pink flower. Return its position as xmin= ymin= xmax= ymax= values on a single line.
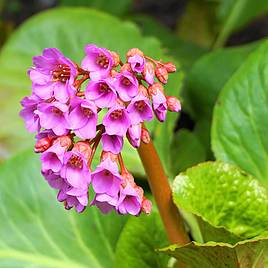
xmin=142 ymin=62 xmax=155 ymax=85
xmin=91 ymin=193 xmax=118 ymax=214
xmin=20 ymin=94 xmax=41 ymax=133
xmin=117 ymin=183 xmax=142 ymax=216
xmin=103 ymin=104 xmax=131 ymax=136
xmin=85 ymin=78 xmax=117 ymax=108
xmin=151 ymin=87 xmax=167 ymax=122
xmin=101 ymin=133 xmax=123 ymax=154
xmin=127 ymin=93 xmax=153 ymax=124
xmin=127 ymin=124 xmax=141 ymax=148
xmin=128 ymin=55 xmax=145 ymax=73
xmin=115 ymin=71 xmax=138 ymax=101
xmin=37 ymin=101 xmax=70 ymax=135
xmin=42 ymin=170 xmax=65 ymax=189
xmin=29 ymin=48 xmax=76 ymax=103
xmin=91 ymin=158 xmax=122 ymax=196
xmin=60 ymin=151 xmax=91 ymax=189
xmin=68 ymin=97 xmax=97 ymax=139
xmin=82 ymin=44 xmax=113 ymax=80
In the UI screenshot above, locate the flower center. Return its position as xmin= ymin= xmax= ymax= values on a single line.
xmin=99 ymin=82 xmax=111 ymax=93
xmin=104 ymin=170 xmax=111 ymax=176
xmin=69 ymin=155 xmax=83 ymax=169
xmin=82 ymin=107 xmax=93 ymax=118
xmin=122 ymin=77 xmax=131 ymax=86
xmin=52 ymin=64 xmax=71 ymax=83
xmin=51 ymin=107 xmax=63 ymax=116
xmin=96 ymin=53 xmax=109 ymax=68
xmin=111 ymin=109 xmax=123 ymax=120
xmin=134 ymin=100 xmax=146 ymax=111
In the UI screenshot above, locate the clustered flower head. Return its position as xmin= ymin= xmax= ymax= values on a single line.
xmin=20 ymin=45 xmax=181 ymax=215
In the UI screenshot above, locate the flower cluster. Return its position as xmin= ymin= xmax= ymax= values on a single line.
xmin=20 ymin=45 xmax=181 ymax=215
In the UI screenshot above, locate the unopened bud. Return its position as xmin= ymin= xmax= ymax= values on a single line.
xmin=53 ymin=135 xmax=72 ymax=150
xmin=100 ymin=151 xmax=118 ymax=162
xmin=135 ymin=185 xmax=144 ymax=200
xmin=110 ymin=69 xmax=118 ymax=78
xmin=142 ymin=198 xmax=152 ymax=214
xmin=138 ymin=84 xmax=149 ymax=98
xmin=73 ymin=141 xmax=92 ymax=160
xmin=141 ymin=127 xmax=150 ymax=144
xmin=142 ymin=61 xmax=155 ymax=85
xmin=110 ymin=51 xmax=120 ymax=67
xmin=155 ymin=65 xmax=168 ymax=84
xmin=120 ymin=63 xmax=132 ymax=73
xmin=167 ymin=96 xmax=181 ymax=112
xmin=163 ymin=62 xmax=176 ymax=73
xmin=121 ymin=171 xmax=135 ymax=187
xmin=126 ymin=48 xmax=144 ymax=59
xmin=127 ymin=124 xmax=141 ymax=148
xmin=148 ymin=82 xmax=163 ymax=96
xmin=34 ymin=137 xmax=53 ymax=153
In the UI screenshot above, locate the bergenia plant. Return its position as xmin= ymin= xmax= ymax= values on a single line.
xmin=20 ymin=45 xmax=183 ymax=224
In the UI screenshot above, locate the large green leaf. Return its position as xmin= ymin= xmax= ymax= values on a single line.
xmin=172 ymin=161 xmax=268 ymax=241
xmin=212 ymin=39 xmax=268 ymax=187
xmin=0 ymin=150 xmax=128 ymax=267
xmin=0 ymin=7 xmax=182 ymax=176
xmin=114 ymin=212 xmax=169 ymax=268
xmin=159 ymin=238 xmax=268 ymax=268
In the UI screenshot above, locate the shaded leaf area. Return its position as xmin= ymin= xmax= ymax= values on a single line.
xmin=0 ymin=7 xmax=183 ymax=177
xmin=172 ymin=161 xmax=268 ymax=242
xmin=114 ymin=212 xmax=169 ymax=268
xmin=159 ymin=238 xmax=268 ymax=268
xmin=0 ymin=150 xmax=128 ymax=267
xmin=212 ymin=39 xmax=268 ymax=187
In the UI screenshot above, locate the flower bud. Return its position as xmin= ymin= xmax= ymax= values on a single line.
xmin=127 ymin=124 xmax=141 ymax=148
xmin=141 ymin=127 xmax=150 ymax=144
xmin=138 ymin=84 xmax=149 ymax=97
xmin=34 ymin=137 xmax=53 ymax=153
xmin=126 ymin=48 xmax=144 ymax=59
xmin=120 ymin=63 xmax=132 ymax=73
xmin=167 ymin=96 xmax=181 ymax=112
xmin=163 ymin=62 xmax=176 ymax=73
xmin=73 ymin=141 xmax=92 ymax=160
xmin=53 ymin=135 xmax=72 ymax=150
xmin=110 ymin=69 xmax=118 ymax=78
xmin=148 ymin=82 xmax=163 ymax=96
xmin=142 ymin=61 xmax=155 ymax=85
xmin=121 ymin=171 xmax=135 ymax=187
xmin=109 ymin=51 xmax=120 ymax=67
xmin=155 ymin=65 xmax=168 ymax=84
xmin=142 ymin=198 xmax=152 ymax=214
xmin=100 ymin=151 xmax=118 ymax=162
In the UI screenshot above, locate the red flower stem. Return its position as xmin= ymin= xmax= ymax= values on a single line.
xmin=118 ymin=153 xmax=127 ymax=175
xmin=137 ymin=141 xmax=190 ymax=245
xmin=74 ymin=73 xmax=90 ymax=90
xmin=144 ymin=55 xmax=165 ymax=67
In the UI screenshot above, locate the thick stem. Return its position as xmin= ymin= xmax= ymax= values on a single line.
xmin=137 ymin=141 xmax=190 ymax=245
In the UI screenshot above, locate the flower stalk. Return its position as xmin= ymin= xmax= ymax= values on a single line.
xmin=138 ymin=140 xmax=190 ymax=245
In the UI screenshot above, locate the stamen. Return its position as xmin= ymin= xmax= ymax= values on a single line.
xmin=69 ymin=155 xmax=83 ymax=169
xmin=99 ymin=82 xmax=111 ymax=93
xmin=122 ymin=77 xmax=131 ymax=86
xmin=52 ymin=64 xmax=71 ymax=83
xmin=82 ymin=107 xmax=93 ymax=117
xmin=134 ymin=100 xmax=146 ymax=111
xmin=96 ymin=53 xmax=109 ymax=69
xmin=111 ymin=109 xmax=123 ymax=120
xmin=51 ymin=107 xmax=63 ymax=116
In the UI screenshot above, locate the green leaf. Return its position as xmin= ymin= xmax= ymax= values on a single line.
xmin=159 ymin=237 xmax=268 ymax=268
xmin=0 ymin=7 xmax=181 ymax=177
xmin=172 ymin=161 xmax=268 ymax=241
xmin=114 ymin=212 xmax=169 ymax=268
xmin=212 ymin=40 xmax=268 ymax=187
xmin=0 ymin=150 xmax=128 ymax=267
xmin=170 ymin=129 xmax=206 ymax=175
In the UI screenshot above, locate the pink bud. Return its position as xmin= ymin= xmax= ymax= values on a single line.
xmin=53 ymin=135 xmax=72 ymax=150
xmin=167 ymin=96 xmax=181 ymax=112
xmin=148 ymin=82 xmax=163 ymax=96
xmin=73 ymin=141 xmax=92 ymax=160
xmin=142 ymin=61 xmax=155 ymax=85
xmin=141 ymin=127 xmax=150 ymax=144
xmin=138 ymin=84 xmax=149 ymax=98
xmin=109 ymin=51 xmax=120 ymax=67
xmin=135 ymin=185 xmax=144 ymax=200
xmin=126 ymin=48 xmax=144 ymax=59
xmin=121 ymin=171 xmax=135 ymax=187
xmin=100 ymin=151 xmax=118 ymax=162
xmin=142 ymin=198 xmax=152 ymax=214
xmin=163 ymin=62 xmax=176 ymax=73
xmin=127 ymin=124 xmax=141 ymax=148
xmin=120 ymin=63 xmax=132 ymax=73
xmin=34 ymin=137 xmax=53 ymax=153
xmin=110 ymin=69 xmax=119 ymax=77
xmin=155 ymin=65 xmax=168 ymax=84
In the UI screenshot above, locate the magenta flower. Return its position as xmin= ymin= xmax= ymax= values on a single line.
xmin=91 ymin=158 xmax=122 ymax=196
xmin=57 ymin=183 xmax=89 ymax=213
xmin=128 ymin=55 xmax=145 ymax=73
xmin=142 ymin=62 xmax=155 ymax=85
xmin=40 ymin=142 xmax=66 ymax=173
xmin=127 ymin=93 xmax=153 ymax=124
xmin=103 ymin=104 xmax=131 ymax=136
xmin=115 ymin=71 xmax=138 ymax=101
xmin=101 ymin=133 xmax=123 ymax=154
xmin=91 ymin=193 xmax=118 ymax=214
xmin=152 ymin=89 xmax=167 ymax=122
xmin=85 ymin=78 xmax=117 ymax=108
xmin=60 ymin=151 xmax=91 ymax=189
xmin=38 ymin=101 xmax=69 ymax=135
xmin=20 ymin=94 xmax=41 ymax=133
xmin=81 ymin=44 xmax=113 ymax=80
xmin=117 ymin=183 xmax=142 ymax=216
xmin=29 ymin=48 xmax=76 ymax=103
xmin=68 ymin=97 xmax=97 ymax=139
xmin=127 ymin=124 xmax=141 ymax=148
xmin=42 ymin=170 xmax=65 ymax=189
